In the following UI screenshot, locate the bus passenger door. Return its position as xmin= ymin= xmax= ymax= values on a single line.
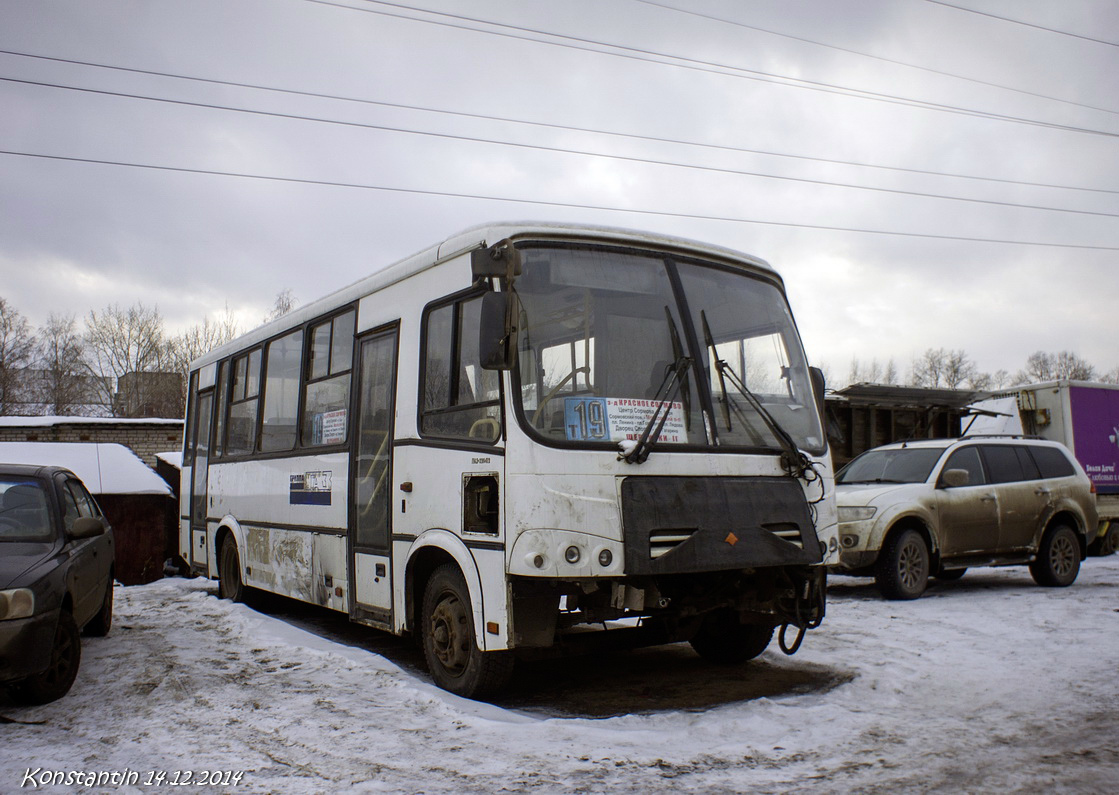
xmin=350 ymin=328 xmax=398 ymax=625
xmin=189 ymin=389 xmax=214 ymax=570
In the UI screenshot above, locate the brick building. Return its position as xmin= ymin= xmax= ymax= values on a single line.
xmin=0 ymin=416 xmax=184 ymax=468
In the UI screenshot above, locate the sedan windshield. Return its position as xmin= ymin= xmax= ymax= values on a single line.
xmin=837 ymin=447 xmax=947 ymax=485
xmin=0 ymin=477 xmax=53 ymax=541
xmin=512 ymin=244 xmax=824 ymax=454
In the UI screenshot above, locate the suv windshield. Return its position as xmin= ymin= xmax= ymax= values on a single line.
xmin=0 ymin=477 xmax=53 ymax=541
xmin=512 ymin=244 xmax=824 ymax=454
xmin=837 ymin=447 xmax=947 ymax=485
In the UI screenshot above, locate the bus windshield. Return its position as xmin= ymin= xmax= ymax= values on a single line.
xmin=512 ymin=244 xmax=824 ymax=454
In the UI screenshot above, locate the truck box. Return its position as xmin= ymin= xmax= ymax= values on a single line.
xmin=968 ymin=380 xmax=1119 ymax=554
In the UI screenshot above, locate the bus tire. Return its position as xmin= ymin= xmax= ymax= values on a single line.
xmin=421 ymin=564 xmax=513 ymax=698
xmin=1030 ymin=524 xmax=1080 ymax=587
xmin=218 ymin=535 xmax=245 ymax=602
xmin=689 ymin=609 xmax=773 ymax=663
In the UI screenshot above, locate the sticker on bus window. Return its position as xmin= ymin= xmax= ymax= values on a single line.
xmin=321 ymin=409 xmax=347 ymax=445
xmin=563 ymin=397 xmax=686 ymax=443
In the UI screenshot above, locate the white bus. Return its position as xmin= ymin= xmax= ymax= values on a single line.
xmin=181 ymin=222 xmax=838 ymax=697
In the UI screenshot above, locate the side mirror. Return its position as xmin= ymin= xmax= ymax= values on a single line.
xmin=940 ymin=469 xmax=969 ymax=488
xmin=70 ymin=516 xmax=106 ymax=539
xmin=478 ymin=291 xmax=518 ymax=371
xmin=471 ymin=239 xmax=522 ymax=281
xmin=809 ymin=366 xmax=826 ymax=419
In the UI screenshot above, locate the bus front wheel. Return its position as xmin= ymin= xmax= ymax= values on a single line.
xmin=421 ymin=564 xmax=513 ymax=698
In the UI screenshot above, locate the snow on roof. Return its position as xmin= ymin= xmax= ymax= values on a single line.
xmin=0 ymin=415 xmax=183 ymax=427
xmin=156 ymin=451 xmax=183 ymax=469
xmin=0 ymin=442 xmax=173 ymax=495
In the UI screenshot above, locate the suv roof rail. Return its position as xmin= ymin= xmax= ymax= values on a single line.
xmin=957 ymin=433 xmax=1045 ymax=441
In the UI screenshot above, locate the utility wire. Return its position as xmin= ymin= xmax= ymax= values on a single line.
xmin=635 ymin=0 xmax=1119 ymax=115
xmin=304 ymin=0 xmax=1119 ymax=138
xmin=4 ymin=47 xmax=1115 ymax=196
xmin=922 ymin=0 xmax=1119 ymax=48
xmin=3 ymin=148 xmax=1117 ymax=251
xmin=7 ymin=74 xmax=1118 ymax=220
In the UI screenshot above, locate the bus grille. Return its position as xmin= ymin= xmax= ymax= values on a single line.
xmin=764 ymin=523 xmax=804 ymax=548
xmin=649 ymin=528 xmax=696 ymax=558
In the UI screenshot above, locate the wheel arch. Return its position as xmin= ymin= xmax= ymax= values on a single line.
xmin=881 ymin=515 xmax=936 ymax=562
xmin=213 ymin=517 xmax=246 ymax=577
xmin=1046 ymin=510 xmax=1088 ymax=559
xmin=404 ymin=530 xmax=485 ymax=643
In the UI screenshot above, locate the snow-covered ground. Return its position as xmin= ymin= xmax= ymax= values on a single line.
xmin=4 ymin=557 xmax=1119 ymax=793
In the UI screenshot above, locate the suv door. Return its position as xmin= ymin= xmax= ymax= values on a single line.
xmin=979 ymin=445 xmax=1048 ymax=554
xmin=935 ymin=445 xmax=999 ymax=557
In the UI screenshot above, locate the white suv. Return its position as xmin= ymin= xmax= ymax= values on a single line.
xmin=833 ymin=436 xmax=1098 ymax=599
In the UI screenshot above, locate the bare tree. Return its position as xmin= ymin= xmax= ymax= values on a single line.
xmin=1015 ymin=350 xmax=1096 ymax=384
xmin=847 ymin=357 xmax=899 ymax=386
xmin=169 ymin=307 xmax=240 ymax=374
xmin=0 ymin=296 xmax=35 ymax=414
xmin=35 ymin=313 xmax=91 ymax=415
xmin=168 ymin=307 xmax=241 ymax=405
xmin=266 ymin=289 xmax=297 ymax=322
xmin=84 ymin=302 xmax=178 ymax=417
xmin=910 ymin=348 xmax=976 ymax=389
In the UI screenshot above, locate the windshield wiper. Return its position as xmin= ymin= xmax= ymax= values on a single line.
xmin=621 ymin=355 xmax=691 ymax=464
xmin=701 ymin=311 xmax=810 ymax=478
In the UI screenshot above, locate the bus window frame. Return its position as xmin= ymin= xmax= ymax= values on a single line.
xmin=417 ymin=287 xmax=505 ymax=447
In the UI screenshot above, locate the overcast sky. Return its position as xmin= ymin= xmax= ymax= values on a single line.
xmin=1 ymin=0 xmax=1117 ymax=383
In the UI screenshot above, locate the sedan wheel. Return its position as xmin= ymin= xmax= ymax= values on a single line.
xmin=13 ymin=610 xmax=82 ymax=704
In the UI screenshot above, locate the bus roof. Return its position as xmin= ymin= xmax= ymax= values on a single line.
xmin=189 ymin=221 xmax=777 ymax=372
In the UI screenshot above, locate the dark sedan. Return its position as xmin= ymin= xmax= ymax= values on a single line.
xmin=0 ymin=464 xmax=114 ymax=704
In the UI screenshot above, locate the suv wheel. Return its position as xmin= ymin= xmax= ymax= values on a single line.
xmin=875 ymin=528 xmax=929 ymax=600
xmin=1030 ymin=524 xmax=1080 ymax=587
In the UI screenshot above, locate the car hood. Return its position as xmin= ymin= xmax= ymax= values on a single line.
xmin=836 ymin=482 xmax=926 ymax=508
xmin=0 ymin=542 xmax=57 ymax=589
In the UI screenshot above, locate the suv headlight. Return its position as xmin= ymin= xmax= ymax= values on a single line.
xmin=838 ymin=506 xmax=877 ymax=523
xmin=0 ymin=588 xmax=35 ymax=620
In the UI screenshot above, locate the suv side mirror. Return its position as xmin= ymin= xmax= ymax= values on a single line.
xmin=70 ymin=516 xmax=106 ymax=539
xmin=478 ymin=291 xmax=519 ymax=371
xmin=940 ymin=469 xmax=969 ymax=488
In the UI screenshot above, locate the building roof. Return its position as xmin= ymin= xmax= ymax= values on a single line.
xmin=0 ymin=415 xmax=183 ymax=427
xmin=0 ymin=442 xmax=172 ymax=495
xmin=832 ymin=383 xmax=980 ymax=409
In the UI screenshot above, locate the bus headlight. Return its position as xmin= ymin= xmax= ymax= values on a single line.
xmin=0 ymin=588 xmax=35 ymax=620
xmin=564 ymin=545 xmax=581 ymax=564
xmin=598 ymin=548 xmax=613 ymax=567
xmin=837 ymin=506 xmax=877 ymax=523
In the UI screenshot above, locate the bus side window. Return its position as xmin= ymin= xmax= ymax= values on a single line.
xmin=302 ymin=310 xmax=355 ymax=447
xmin=261 ymin=329 xmax=304 ymax=452
xmin=420 ymin=294 xmax=502 ymax=442
xmin=227 ymin=349 xmax=261 ymax=455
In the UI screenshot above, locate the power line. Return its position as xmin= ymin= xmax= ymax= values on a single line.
xmin=922 ymin=0 xmax=1119 ymax=48
xmin=634 ymin=0 xmax=1119 ymax=116
xmin=7 ymin=74 xmax=1118 ymax=220
xmin=305 ymin=0 xmax=1119 ymax=138
xmin=4 ymin=47 xmax=1115 ymax=196
xmin=3 ymin=148 xmax=1116 ymax=251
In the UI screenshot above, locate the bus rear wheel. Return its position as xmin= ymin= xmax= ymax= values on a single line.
xmin=421 ymin=564 xmax=513 ymax=698
xmin=218 ymin=535 xmax=245 ymax=602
